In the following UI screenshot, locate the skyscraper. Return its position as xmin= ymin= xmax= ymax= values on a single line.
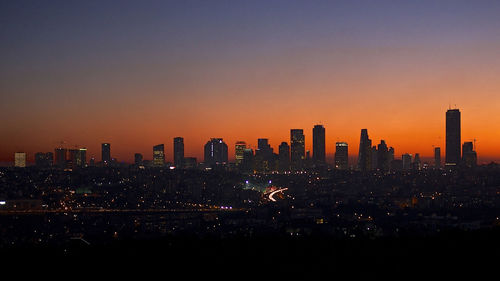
xmin=402 ymin=153 xmax=413 ymax=170
xmin=174 ymin=137 xmax=184 ymax=168
xmin=14 ymin=152 xmax=26 ymax=167
xmin=278 ymin=142 xmax=290 ymax=172
xmin=102 ymin=143 xmax=111 ymax=164
xmin=153 ymin=144 xmax=165 ymax=167
xmin=235 ymin=141 xmax=247 ymax=166
xmin=290 ymin=129 xmax=305 ymax=171
xmin=334 ymin=142 xmax=348 ymax=170
xmin=68 ymin=148 xmax=86 ymax=169
xmin=462 ymin=141 xmax=477 ymax=168
xmin=134 ymin=153 xmax=143 ymax=166
xmin=445 ymin=109 xmax=461 ymax=166
xmin=434 ymin=147 xmax=441 ymax=168
xmin=357 ymin=129 xmax=372 ymax=171
xmin=54 ymin=148 xmax=67 ymax=168
xmin=204 ymin=138 xmax=228 ymax=166
xmin=312 ymin=125 xmax=326 ymax=166
xmin=377 ymin=140 xmax=389 ymax=171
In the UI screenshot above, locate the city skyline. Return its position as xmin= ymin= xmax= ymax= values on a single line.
xmin=2 ymin=1 xmax=500 ymax=164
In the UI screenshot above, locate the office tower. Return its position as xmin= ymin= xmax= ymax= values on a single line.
xmin=153 ymin=144 xmax=165 ymax=167
xmin=377 ymin=140 xmax=389 ymax=171
xmin=204 ymin=138 xmax=228 ymax=166
xmin=462 ymin=142 xmax=477 ymax=168
xmin=255 ymin=138 xmax=273 ymax=172
xmin=54 ymin=148 xmax=67 ymax=168
xmin=290 ymin=129 xmax=305 ymax=170
xmin=183 ymin=157 xmax=197 ymax=169
xmin=68 ymin=148 xmax=86 ymax=169
xmin=312 ymin=125 xmax=326 ymax=165
xmin=371 ymin=146 xmax=378 ymax=170
xmin=445 ymin=109 xmax=461 ymax=166
xmin=134 ymin=153 xmax=143 ymax=165
xmin=102 ymin=143 xmax=111 ymax=164
xmin=278 ymin=142 xmax=290 ymax=172
xmin=240 ymin=148 xmax=254 ymax=173
xmin=388 ymin=147 xmax=395 ymax=163
xmin=173 ymin=137 xmax=184 ymax=168
xmin=235 ymin=141 xmax=246 ymax=166
xmin=357 ymin=129 xmax=372 ymax=171
xmin=334 ymin=142 xmax=348 ymax=170
xmin=35 ymin=152 xmax=53 ymax=168
xmin=413 ymin=153 xmax=421 ymax=170
xmin=434 ymin=147 xmax=441 ymax=168
xmin=14 ymin=152 xmax=26 ymax=167
xmin=402 ymin=153 xmax=413 ymax=170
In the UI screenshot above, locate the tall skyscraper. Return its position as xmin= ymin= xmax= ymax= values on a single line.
xmin=312 ymin=125 xmax=326 ymax=166
xmin=290 ymin=129 xmax=305 ymax=170
xmin=255 ymin=138 xmax=273 ymax=172
xmin=357 ymin=129 xmax=372 ymax=171
xmin=14 ymin=152 xmax=26 ymax=167
xmin=278 ymin=142 xmax=290 ymax=172
xmin=55 ymin=148 xmax=67 ymax=168
xmin=204 ymin=138 xmax=228 ymax=166
xmin=377 ymin=140 xmax=389 ymax=171
xmin=173 ymin=137 xmax=184 ymax=168
xmin=235 ymin=141 xmax=247 ymax=166
xmin=413 ymin=153 xmax=421 ymax=170
xmin=445 ymin=108 xmax=461 ymax=166
xmin=102 ymin=143 xmax=111 ymax=164
xmin=334 ymin=142 xmax=348 ymax=170
xmin=153 ymin=144 xmax=165 ymax=167
xmin=434 ymin=147 xmax=441 ymax=168
xmin=68 ymin=148 xmax=86 ymax=169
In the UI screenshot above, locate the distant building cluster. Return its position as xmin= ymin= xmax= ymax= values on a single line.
xmin=12 ymin=108 xmax=478 ymax=171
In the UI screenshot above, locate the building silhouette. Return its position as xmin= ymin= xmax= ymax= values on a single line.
xmin=312 ymin=125 xmax=326 ymax=166
xmin=153 ymin=144 xmax=165 ymax=167
xmin=134 ymin=153 xmax=143 ymax=166
xmin=290 ymin=129 xmax=305 ymax=171
xmin=35 ymin=152 xmax=53 ymax=168
xmin=357 ymin=129 xmax=372 ymax=171
xmin=334 ymin=142 xmax=348 ymax=170
xmin=101 ymin=143 xmax=111 ymax=164
xmin=279 ymin=142 xmax=290 ymax=172
xmin=69 ymin=148 xmax=86 ymax=169
xmin=235 ymin=141 xmax=246 ymax=166
xmin=241 ymin=148 xmax=254 ymax=174
xmin=445 ymin=109 xmax=461 ymax=166
xmin=462 ymin=141 xmax=477 ymax=168
xmin=173 ymin=137 xmax=184 ymax=168
xmin=434 ymin=147 xmax=441 ymax=168
xmin=402 ymin=153 xmax=412 ymax=170
xmin=204 ymin=138 xmax=228 ymax=167
xmin=55 ymin=148 xmax=67 ymax=168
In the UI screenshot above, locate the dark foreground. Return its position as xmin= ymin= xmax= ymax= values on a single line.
xmin=2 ymin=227 xmax=498 ymax=278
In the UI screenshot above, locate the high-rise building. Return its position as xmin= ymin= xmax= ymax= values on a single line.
xmin=153 ymin=144 xmax=165 ymax=167
xmin=462 ymin=141 xmax=477 ymax=168
xmin=134 ymin=153 xmax=143 ymax=165
xmin=278 ymin=142 xmax=290 ymax=172
xmin=183 ymin=157 xmax=197 ymax=169
xmin=290 ymin=129 xmax=305 ymax=170
xmin=434 ymin=147 xmax=441 ymax=168
xmin=14 ymin=152 xmax=26 ymax=167
xmin=255 ymin=138 xmax=273 ymax=172
xmin=235 ymin=141 xmax=246 ymax=166
xmin=402 ymin=153 xmax=413 ymax=170
xmin=68 ymin=148 xmax=86 ymax=169
xmin=35 ymin=152 xmax=53 ymax=168
xmin=357 ymin=129 xmax=372 ymax=171
xmin=413 ymin=153 xmax=421 ymax=170
xmin=173 ymin=137 xmax=184 ymax=168
xmin=446 ymin=109 xmax=461 ymax=166
xmin=102 ymin=143 xmax=111 ymax=164
xmin=377 ymin=140 xmax=390 ymax=171
xmin=54 ymin=148 xmax=67 ymax=168
xmin=312 ymin=125 xmax=326 ymax=166
xmin=334 ymin=142 xmax=348 ymax=170
xmin=204 ymin=138 xmax=228 ymax=166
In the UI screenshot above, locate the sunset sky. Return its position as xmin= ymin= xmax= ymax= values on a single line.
xmin=1 ymin=0 xmax=500 ymax=164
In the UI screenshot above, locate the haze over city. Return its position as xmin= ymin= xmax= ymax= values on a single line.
xmin=2 ymin=0 xmax=500 ymax=164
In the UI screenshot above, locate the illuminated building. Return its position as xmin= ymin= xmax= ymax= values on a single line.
xmin=204 ymin=138 xmax=228 ymax=166
xmin=174 ymin=137 xmax=184 ymax=168
xmin=445 ymin=109 xmax=461 ymax=166
xmin=102 ymin=143 xmax=111 ymax=164
xmin=312 ymin=125 xmax=326 ymax=166
xmin=69 ymin=148 xmax=87 ymax=169
xmin=278 ymin=142 xmax=290 ymax=172
xmin=153 ymin=144 xmax=165 ymax=167
xmin=14 ymin=152 xmax=26 ymax=167
xmin=357 ymin=129 xmax=372 ymax=171
xmin=235 ymin=141 xmax=247 ymax=166
xmin=334 ymin=142 xmax=348 ymax=170
xmin=290 ymin=129 xmax=305 ymax=170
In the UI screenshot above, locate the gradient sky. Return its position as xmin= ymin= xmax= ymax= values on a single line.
xmin=2 ymin=0 xmax=500 ymax=164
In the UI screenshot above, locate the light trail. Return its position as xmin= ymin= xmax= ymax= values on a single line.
xmin=268 ymin=188 xmax=288 ymax=202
